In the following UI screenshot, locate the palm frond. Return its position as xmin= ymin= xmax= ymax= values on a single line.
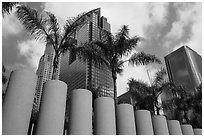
xmin=76 ymin=42 xmax=109 ymax=66
xmin=2 ymin=64 xmax=6 ymax=73
xmin=63 ymin=12 xmax=87 ymax=38
xmin=59 ymin=12 xmax=87 ymax=52
xmin=128 ymin=36 xmax=144 ymax=49
xmin=128 ymin=78 xmax=150 ymax=96
xmin=155 ymin=82 xmax=176 ymax=97
xmin=93 ymin=40 xmax=114 ymax=63
xmin=2 ymin=2 xmax=18 ymax=17
xmin=128 ymin=52 xmax=162 ymax=66
xmin=46 ymin=11 xmax=60 ymax=46
xmin=115 ymin=60 xmax=124 ymax=74
xmin=60 ymin=37 xmax=77 ymax=55
xmin=153 ymin=67 xmax=167 ymax=86
xmin=101 ymin=30 xmax=114 ymax=46
xmin=113 ymin=25 xmax=143 ymax=57
xmin=93 ymin=41 xmax=110 ymax=54
xmin=115 ymin=25 xmax=129 ymax=39
xmin=16 ymin=5 xmax=48 ymax=41
xmin=114 ymin=25 xmax=130 ymax=56
xmin=2 ymin=64 xmax=7 ymax=84
xmin=2 ymin=75 xmax=7 ymax=84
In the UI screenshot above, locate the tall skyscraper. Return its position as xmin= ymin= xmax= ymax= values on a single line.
xmin=59 ymin=8 xmax=114 ymax=131
xmin=60 ymin=8 xmax=114 ymax=98
xmin=165 ymin=46 xmax=202 ymax=93
xmin=33 ymin=42 xmax=60 ymax=111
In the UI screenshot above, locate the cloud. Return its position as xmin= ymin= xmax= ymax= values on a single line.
xmin=2 ymin=8 xmax=24 ymax=37
xmin=165 ymin=21 xmax=185 ymax=40
xmin=185 ymin=3 xmax=202 ymax=55
xmin=147 ymin=2 xmax=169 ymax=24
xmin=165 ymin=2 xmax=202 ymax=55
xmin=17 ymin=39 xmax=46 ymax=71
xmin=138 ymin=2 xmax=201 ymax=60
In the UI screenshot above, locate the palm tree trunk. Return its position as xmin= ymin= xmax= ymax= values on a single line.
xmin=52 ymin=53 xmax=60 ymax=80
xmin=113 ymin=78 xmax=117 ymax=103
xmin=184 ymin=110 xmax=190 ymax=124
xmin=155 ymin=105 xmax=160 ymax=115
xmin=154 ymin=97 xmax=162 ymax=115
xmin=112 ymin=70 xmax=117 ymax=104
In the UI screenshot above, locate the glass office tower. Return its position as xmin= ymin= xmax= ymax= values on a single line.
xmin=165 ymin=46 xmax=202 ymax=93
xmin=60 ymin=8 xmax=114 ymax=98
xmin=59 ymin=9 xmax=114 ymax=132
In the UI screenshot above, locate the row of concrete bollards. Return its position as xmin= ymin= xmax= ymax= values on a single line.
xmin=69 ymin=89 xmax=202 ymax=135
xmin=2 ymin=69 xmax=202 ymax=135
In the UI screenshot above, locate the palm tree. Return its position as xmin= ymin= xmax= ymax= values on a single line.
xmin=127 ymin=79 xmax=151 ymax=109
xmin=163 ymin=84 xmax=202 ymax=128
xmin=188 ymin=86 xmax=202 ymax=128
xmin=77 ymin=25 xmax=162 ymax=102
xmin=128 ymin=68 xmax=180 ymax=115
xmin=2 ymin=2 xmax=18 ymax=17
xmin=16 ymin=5 xmax=88 ymax=79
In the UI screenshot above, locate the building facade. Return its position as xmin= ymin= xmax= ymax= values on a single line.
xmin=165 ymin=46 xmax=202 ymax=93
xmin=60 ymin=8 xmax=114 ymax=99
xmin=59 ymin=8 xmax=114 ymax=132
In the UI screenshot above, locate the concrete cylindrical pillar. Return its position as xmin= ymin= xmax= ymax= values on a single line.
xmin=134 ymin=110 xmax=154 ymax=135
xmin=36 ymin=80 xmax=67 ymax=135
xmin=116 ymin=104 xmax=136 ymax=135
xmin=181 ymin=124 xmax=194 ymax=135
xmin=152 ymin=115 xmax=169 ymax=135
xmin=69 ymin=89 xmax=92 ymax=135
xmin=94 ymin=97 xmax=116 ymax=135
xmin=193 ymin=128 xmax=202 ymax=135
xmin=2 ymin=69 xmax=37 ymax=135
xmin=167 ymin=120 xmax=182 ymax=135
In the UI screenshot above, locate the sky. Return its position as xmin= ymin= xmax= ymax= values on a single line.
xmin=2 ymin=2 xmax=202 ymax=96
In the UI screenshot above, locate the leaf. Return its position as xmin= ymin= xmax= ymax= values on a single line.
xmin=76 ymin=42 xmax=109 ymax=66
xmin=153 ymin=67 xmax=167 ymax=86
xmin=46 ymin=11 xmax=60 ymax=46
xmin=63 ymin=12 xmax=87 ymax=38
xmin=113 ymin=25 xmax=142 ymax=57
xmin=2 ymin=2 xmax=18 ymax=17
xmin=128 ymin=52 xmax=162 ymax=66
xmin=16 ymin=5 xmax=48 ymax=41
xmin=60 ymin=37 xmax=77 ymax=55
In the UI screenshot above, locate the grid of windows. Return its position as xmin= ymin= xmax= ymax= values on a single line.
xmin=89 ymin=10 xmax=114 ymax=98
xmin=59 ymin=8 xmax=114 ymax=101
xmin=165 ymin=46 xmax=202 ymax=93
xmin=34 ymin=43 xmax=58 ymax=111
xmin=59 ymin=9 xmax=114 ymax=133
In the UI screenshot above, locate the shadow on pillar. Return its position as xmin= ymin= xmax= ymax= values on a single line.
xmin=36 ymin=80 xmax=67 ymax=135
xmin=68 ymin=89 xmax=92 ymax=135
xmin=2 ymin=69 xmax=37 ymax=135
